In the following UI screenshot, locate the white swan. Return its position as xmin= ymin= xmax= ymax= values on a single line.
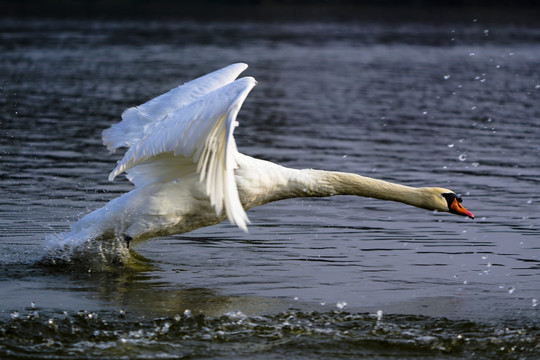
xmin=68 ymin=63 xmax=474 ymax=247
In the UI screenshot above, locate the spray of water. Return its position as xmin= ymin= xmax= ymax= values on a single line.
xmin=38 ymin=231 xmax=140 ymax=271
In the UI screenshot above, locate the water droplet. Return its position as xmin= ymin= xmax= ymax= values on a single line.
xmin=444 ymin=74 xmax=451 ymax=80
xmin=469 ymin=52 xmax=475 ymax=56
xmin=508 ymin=287 xmax=515 ymax=294
xmin=422 ymin=111 xmax=428 ymax=115
xmin=483 ymin=29 xmax=489 ymax=36
xmin=448 ymin=143 xmax=455 ymax=148
xmin=336 ymin=301 xmax=348 ymax=310
xmin=458 ymin=153 xmax=467 ymax=161
xmin=376 ymin=310 xmax=383 ymax=321
xmin=10 ymin=311 xmax=20 ymax=320
xmin=183 ymin=309 xmax=191 ymax=317
xmin=535 ymin=84 xmax=540 ymax=89
xmin=532 ymin=299 xmax=538 ymax=307
xmin=225 ymin=310 xmax=247 ymax=320
xmin=471 ymin=162 xmax=480 ymax=167
xmin=159 ymin=322 xmax=171 ymax=334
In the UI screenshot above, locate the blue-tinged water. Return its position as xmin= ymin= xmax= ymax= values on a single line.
xmin=1 ymin=18 xmax=539 ymax=359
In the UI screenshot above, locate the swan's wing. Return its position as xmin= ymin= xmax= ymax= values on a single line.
xmin=102 ymin=63 xmax=249 ymax=152
xmin=109 ymin=77 xmax=257 ymax=231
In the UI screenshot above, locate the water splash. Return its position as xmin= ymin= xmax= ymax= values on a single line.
xmin=336 ymin=301 xmax=348 ymax=310
xmin=38 ymin=231 xmax=149 ymax=271
xmin=1 ymin=309 xmax=538 ymax=359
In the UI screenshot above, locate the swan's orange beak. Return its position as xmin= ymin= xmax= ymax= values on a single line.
xmin=449 ymin=197 xmax=474 ymax=219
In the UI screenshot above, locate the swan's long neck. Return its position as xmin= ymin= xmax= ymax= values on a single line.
xmin=306 ymin=170 xmax=427 ymax=209
xmin=235 ymin=155 xmax=435 ymax=212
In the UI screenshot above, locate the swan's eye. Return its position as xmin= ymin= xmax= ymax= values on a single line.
xmin=442 ymin=192 xmax=458 ymax=208
xmin=457 ymin=196 xmax=463 ymax=203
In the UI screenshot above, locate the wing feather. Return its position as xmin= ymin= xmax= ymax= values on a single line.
xmin=102 ymin=63 xmax=248 ymax=152
xmin=109 ymin=76 xmax=257 ymax=231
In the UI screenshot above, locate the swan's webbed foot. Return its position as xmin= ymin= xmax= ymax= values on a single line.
xmin=124 ymin=236 xmax=132 ymax=249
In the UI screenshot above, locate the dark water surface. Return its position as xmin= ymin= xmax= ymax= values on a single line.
xmin=1 ymin=18 xmax=539 ymax=359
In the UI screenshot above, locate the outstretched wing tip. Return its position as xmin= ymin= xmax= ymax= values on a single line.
xmin=231 ymin=62 xmax=248 ymax=70
xmin=101 ymin=62 xmax=250 ymax=154
xmin=240 ymin=75 xmax=257 ymax=85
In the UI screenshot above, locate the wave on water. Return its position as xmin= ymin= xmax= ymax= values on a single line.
xmin=1 ymin=307 xmax=538 ymax=360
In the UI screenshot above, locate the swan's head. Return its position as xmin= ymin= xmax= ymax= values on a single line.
xmin=423 ymin=188 xmax=474 ymax=219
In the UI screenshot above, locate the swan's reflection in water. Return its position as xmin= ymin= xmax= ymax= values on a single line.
xmin=38 ymin=249 xmax=298 ymax=319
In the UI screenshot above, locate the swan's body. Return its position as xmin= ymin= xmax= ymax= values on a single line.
xmin=67 ymin=63 xmax=474 ymax=246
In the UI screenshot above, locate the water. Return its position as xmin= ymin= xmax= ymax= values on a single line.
xmin=1 ymin=18 xmax=540 ymax=359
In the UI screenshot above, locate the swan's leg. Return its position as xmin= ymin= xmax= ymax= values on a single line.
xmin=124 ymin=236 xmax=132 ymax=248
